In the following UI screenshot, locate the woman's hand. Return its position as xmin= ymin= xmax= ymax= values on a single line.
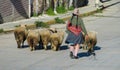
xmin=85 ymin=34 xmax=89 ymax=41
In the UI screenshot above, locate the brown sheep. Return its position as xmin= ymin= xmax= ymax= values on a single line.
xmin=14 ymin=24 xmax=28 ymax=48
xmin=39 ymin=28 xmax=57 ymax=50
xmin=50 ymin=31 xmax=65 ymax=51
xmin=82 ymin=31 xmax=97 ymax=54
xmin=27 ymin=30 xmax=40 ymax=51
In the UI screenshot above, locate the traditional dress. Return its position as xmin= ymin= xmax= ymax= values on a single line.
xmin=65 ymin=14 xmax=87 ymax=46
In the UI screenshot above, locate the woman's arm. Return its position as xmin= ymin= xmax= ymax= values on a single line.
xmin=78 ymin=17 xmax=87 ymax=35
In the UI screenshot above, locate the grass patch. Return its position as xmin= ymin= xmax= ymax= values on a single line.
xmin=33 ymin=12 xmax=38 ymax=17
xmin=0 ymin=28 xmax=4 ymax=33
xmin=14 ymin=25 xmax=19 ymax=27
xmin=35 ymin=21 xmax=49 ymax=28
xmin=96 ymin=9 xmax=103 ymax=13
xmin=68 ymin=6 xmax=74 ymax=11
xmin=54 ymin=17 xmax=65 ymax=24
xmin=56 ymin=6 xmax=67 ymax=14
xmin=46 ymin=8 xmax=55 ymax=16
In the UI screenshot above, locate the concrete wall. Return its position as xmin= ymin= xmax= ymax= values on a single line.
xmin=0 ymin=0 xmax=30 ymax=23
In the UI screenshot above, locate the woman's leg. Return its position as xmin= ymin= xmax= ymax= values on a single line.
xmin=69 ymin=45 xmax=74 ymax=53
xmin=74 ymin=44 xmax=80 ymax=56
xmin=69 ymin=45 xmax=75 ymax=58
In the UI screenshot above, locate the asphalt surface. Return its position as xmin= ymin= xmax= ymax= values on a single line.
xmin=0 ymin=0 xmax=120 ymax=70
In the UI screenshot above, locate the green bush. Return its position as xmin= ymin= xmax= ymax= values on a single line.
xmin=68 ymin=6 xmax=74 ymax=11
xmin=31 ymin=12 xmax=38 ymax=17
xmin=14 ymin=25 xmax=19 ymax=27
xmin=35 ymin=21 xmax=49 ymax=28
xmin=0 ymin=28 xmax=4 ymax=33
xmin=56 ymin=6 xmax=67 ymax=14
xmin=55 ymin=17 xmax=64 ymax=24
xmin=96 ymin=9 xmax=103 ymax=13
xmin=46 ymin=8 xmax=55 ymax=16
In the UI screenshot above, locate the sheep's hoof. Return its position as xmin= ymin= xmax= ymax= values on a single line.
xmin=44 ymin=46 xmax=47 ymax=50
xmin=53 ymin=47 xmax=58 ymax=51
xmin=31 ymin=49 xmax=33 ymax=51
xmin=17 ymin=46 xmax=21 ymax=48
xmin=33 ymin=47 xmax=35 ymax=51
xmin=92 ymin=52 xmax=96 ymax=56
xmin=30 ymin=47 xmax=33 ymax=51
xmin=44 ymin=47 xmax=47 ymax=50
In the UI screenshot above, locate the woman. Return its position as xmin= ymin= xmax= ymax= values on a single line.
xmin=65 ymin=8 xmax=88 ymax=59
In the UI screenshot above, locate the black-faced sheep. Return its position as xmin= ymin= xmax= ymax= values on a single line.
xmin=82 ymin=31 xmax=97 ymax=54
xmin=14 ymin=24 xmax=28 ymax=48
xmin=50 ymin=31 xmax=65 ymax=51
xmin=27 ymin=30 xmax=40 ymax=51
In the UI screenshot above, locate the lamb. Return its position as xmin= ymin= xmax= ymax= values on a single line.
xmin=26 ymin=30 xmax=40 ymax=51
xmin=14 ymin=24 xmax=28 ymax=48
xmin=39 ymin=28 xmax=57 ymax=50
xmin=50 ymin=31 xmax=65 ymax=51
xmin=82 ymin=31 xmax=97 ymax=54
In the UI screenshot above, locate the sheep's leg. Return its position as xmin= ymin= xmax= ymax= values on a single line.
xmin=55 ymin=45 xmax=59 ymax=51
xmin=88 ymin=43 xmax=95 ymax=55
xmin=51 ymin=44 xmax=54 ymax=49
xmin=17 ymin=40 xmax=21 ymax=48
xmin=87 ymin=44 xmax=92 ymax=53
xmin=22 ymin=41 xmax=24 ymax=48
xmin=17 ymin=44 xmax=21 ymax=48
xmin=30 ymin=46 xmax=33 ymax=51
xmin=44 ymin=45 xmax=47 ymax=50
xmin=91 ymin=43 xmax=95 ymax=53
xmin=53 ymin=46 xmax=57 ymax=51
xmin=55 ymin=45 xmax=60 ymax=51
xmin=33 ymin=47 xmax=35 ymax=51
xmin=33 ymin=45 xmax=35 ymax=51
xmin=83 ymin=42 xmax=87 ymax=50
xmin=52 ymin=45 xmax=57 ymax=51
xmin=51 ymin=44 xmax=55 ymax=50
xmin=82 ymin=40 xmax=88 ymax=50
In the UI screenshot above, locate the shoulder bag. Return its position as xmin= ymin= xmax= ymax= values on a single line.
xmin=67 ymin=15 xmax=82 ymax=36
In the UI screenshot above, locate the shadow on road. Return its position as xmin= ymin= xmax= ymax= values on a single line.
xmin=78 ymin=46 xmax=101 ymax=58
xmin=60 ymin=45 xmax=68 ymax=50
xmin=21 ymin=45 xmax=29 ymax=48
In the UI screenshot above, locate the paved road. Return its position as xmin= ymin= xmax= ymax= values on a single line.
xmin=0 ymin=0 xmax=120 ymax=70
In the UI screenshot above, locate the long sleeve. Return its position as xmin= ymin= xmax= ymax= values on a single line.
xmin=78 ymin=17 xmax=87 ymax=35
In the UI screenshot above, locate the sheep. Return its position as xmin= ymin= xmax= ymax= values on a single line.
xmin=39 ymin=28 xmax=57 ymax=50
xmin=82 ymin=31 xmax=97 ymax=54
xmin=26 ymin=30 xmax=40 ymax=51
xmin=50 ymin=31 xmax=65 ymax=51
xmin=14 ymin=24 xmax=28 ymax=48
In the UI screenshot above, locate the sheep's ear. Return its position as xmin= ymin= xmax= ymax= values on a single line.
xmin=48 ymin=28 xmax=57 ymax=33
xmin=19 ymin=24 xmax=27 ymax=27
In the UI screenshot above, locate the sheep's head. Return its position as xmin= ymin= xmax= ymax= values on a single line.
xmin=48 ymin=28 xmax=57 ymax=33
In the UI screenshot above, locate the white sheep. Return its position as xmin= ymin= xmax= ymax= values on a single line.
xmin=50 ymin=31 xmax=65 ymax=51
xmin=14 ymin=24 xmax=28 ymax=48
xmin=27 ymin=30 xmax=40 ymax=51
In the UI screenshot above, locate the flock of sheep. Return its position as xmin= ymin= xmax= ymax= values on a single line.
xmin=14 ymin=24 xmax=64 ymax=51
xmin=14 ymin=24 xmax=97 ymax=55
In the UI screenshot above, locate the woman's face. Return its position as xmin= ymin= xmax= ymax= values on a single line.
xmin=74 ymin=9 xmax=79 ymax=15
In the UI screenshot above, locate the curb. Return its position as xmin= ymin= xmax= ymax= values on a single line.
xmin=0 ymin=8 xmax=102 ymax=34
